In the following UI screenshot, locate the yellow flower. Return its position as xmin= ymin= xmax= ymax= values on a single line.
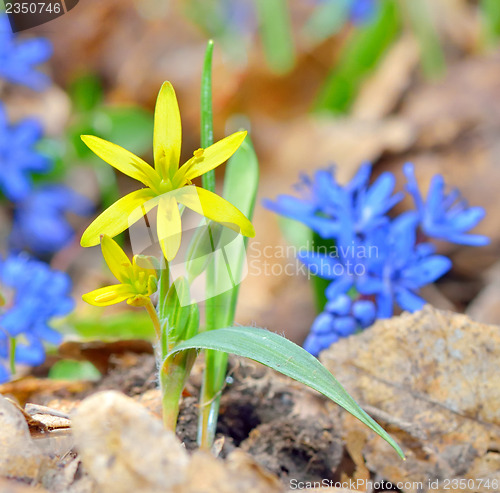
xmin=80 ymin=81 xmax=255 ymax=261
xmin=82 ymin=235 xmax=158 ymax=307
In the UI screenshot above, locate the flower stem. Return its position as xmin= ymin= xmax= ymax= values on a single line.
xmin=144 ymin=298 xmax=161 ymax=341
xmin=9 ymin=337 xmax=16 ymax=375
xmin=160 ymin=349 xmax=197 ymax=432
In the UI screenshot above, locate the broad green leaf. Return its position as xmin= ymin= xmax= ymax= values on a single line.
xmin=49 ymin=360 xmax=101 ymax=381
xmin=169 ymin=326 xmax=404 ymax=458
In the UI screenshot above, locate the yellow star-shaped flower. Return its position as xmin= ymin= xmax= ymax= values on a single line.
xmin=80 ymin=81 xmax=255 ymax=261
xmin=82 ymin=235 xmax=158 ymax=307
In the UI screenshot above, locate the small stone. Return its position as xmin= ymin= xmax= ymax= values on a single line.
xmin=175 ymin=450 xmax=284 ymax=493
xmin=0 ymin=396 xmax=45 ymax=480
xmin=71 ymin=391 xmax=188 ymax=493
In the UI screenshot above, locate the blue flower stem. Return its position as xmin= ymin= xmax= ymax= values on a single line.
xmin=9 ymin=337 xmax=16 ymax=375
xmin=198 ymin=39 xmax=225 ymax=449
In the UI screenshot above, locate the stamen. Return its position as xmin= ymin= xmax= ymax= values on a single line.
xmin=193 ymin=148 xmax=204 ymax=158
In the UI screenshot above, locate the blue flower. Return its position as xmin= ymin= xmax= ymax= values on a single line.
xmin=0 ymin=14 xmax=52 ymax=90
xmin=10 ymin=185 xmax=94 ymax=256
xmin=404 ymin=162 xmax=489 ymax=247
xmin=298 ymin=214 xmax=452 ymax=320
xmin=263 ymin=164 xmax=403 ymax=240
xmin=303 ymin=294 xmax=377 ymax=356
xmin=0 ymin=104 xmax=52 ymax=202
xmin=349 ymin=0 xmax=377 ymax=23
xmin=0 ymin=254 xmax=74 ymax=381
xmin=364 ymin=214 xmax=452 ymax=317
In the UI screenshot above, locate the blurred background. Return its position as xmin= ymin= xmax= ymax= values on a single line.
xmin=2 ymin=0 xmax=500 ymax=352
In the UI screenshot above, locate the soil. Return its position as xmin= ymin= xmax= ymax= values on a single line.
xmin=19 ymin=351 xmax=348 ymax=489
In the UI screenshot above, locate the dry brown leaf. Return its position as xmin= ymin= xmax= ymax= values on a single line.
xmin=0 ymin=377 xmax=90 ymax=406
xmin=352 ymin=35 xmax=419 ymax=120
xmin=58 ymin=339 xmax=153 ymax=374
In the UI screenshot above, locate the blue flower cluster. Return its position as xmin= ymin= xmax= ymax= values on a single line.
xmin=0 ymin=16 xmax=86 ymax=380
xmin=10 ymin=185 xmax=94 ymax=256
xmin=0 ymin=14 xmax=52 ymax=91
xmin=264 ymin=163 xmax=488 ymax=356
xmin=0 ymin=103 xmax=52 ymax=201
xmin=0 ymin=254 xmax=74 ymax=382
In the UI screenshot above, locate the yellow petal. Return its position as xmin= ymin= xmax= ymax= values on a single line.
xmin=101 ymin=234 xmax=132 ymax=283
xmin=154 ymin=82 xmax=182 ymax=179
xmin=157 ymin=194 xmax=182 ymax=261
xmin=81 ymin=188 xmax=159 ymax=247
xmin=181 ymin=131 xmax=247 ymax=182
xmin=81 ymin=135 xmax=160 ymax=188
xmin=173 ymin=186 xmax=255 ymax=238
xmin=82 ymin=284 xmax=136 ymax=306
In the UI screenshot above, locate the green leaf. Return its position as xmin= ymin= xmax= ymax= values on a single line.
xmin=69 ymin=73 xmax=103 ymax=113
xmin=49 ymin=360 xmax=101 ymax=381
xmin=303 ymin=0 xmax=351 ymax=44
xmin=254 ymin=0 xmax=295 ymax=74
xmin=400 ymin=0 xmax=445 ymax=79
xmin=278 ymin=216 xmax=312 ymax=253
xmin=73 ymin=311 xmax=156 ymax=340
xmin=97 ymin=107 xmax=154 ymax=156
xmin=481 ymin=0 xmax=500 ymax=44
xmin=314 ymin=0 xmax=401 ymax=114
xmin=201 ymin=40 xmax=215 ymax=191
xmin=214 ymin=135 xmax=259 ymax=329
xmin=169 ymin=327 xmax=404 ymax=458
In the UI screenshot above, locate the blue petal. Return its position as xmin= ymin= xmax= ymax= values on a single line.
xmin=310 ymin=312 xmax=335 ymax=335
xmin=33 ymin=323 xmax=63 ymax=345
xmin=347 ymin=163 xmax=371 ymax=193
xmin=332 ymin=316 xmax=357 ymax=337
xmin=325 ymin=294 xmax=351 ymax=316
xmin=352 ymin=299 xmax=376 ymax=327
xmin=0 ymin=364 xmax=9 ymax=384
xmin=262 ymin=195 xmax=316 ymax=217
xmin=14 ymin=118 xmax=43 ymax=145
xmin=325 ymin=276 xmax=353 ymax=299
xmin=401 ymin=255 xmax=451 ymax=288
xmin=0 ymin=169 xmax=32 ymax=201
xmin=376 ymin=290 xmax=394 ymax=318
xmin=15 ymin=338 xmax=46 ymax=366
xmin=297 ymin=251 xmax=341 ymax=280
xmin=403 ymin=162 xmax=424 ymax=213
xmin=395 ymin=288 xmax=426 ymax=313
xmin=14 ymin=38 xmax=53 ymax=64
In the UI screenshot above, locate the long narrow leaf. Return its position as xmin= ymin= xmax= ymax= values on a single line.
xmin=214 ymin=136 xmax=259 ymax=329
xmin=168 ymin=326 xmax=404 ymax=458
